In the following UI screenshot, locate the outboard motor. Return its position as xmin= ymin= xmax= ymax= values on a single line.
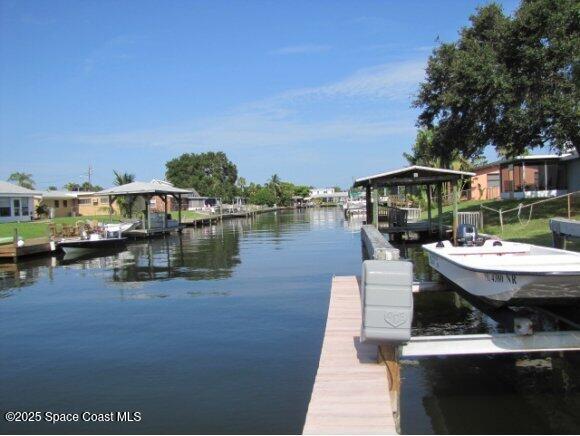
xmin=456 ymin=223 xmax=478 ymax=246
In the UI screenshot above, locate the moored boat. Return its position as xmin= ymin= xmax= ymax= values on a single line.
xmin=423 ymin=239 xmax=580 ymax=306
xmin=58 ymin=234 xmax=127 ymax=255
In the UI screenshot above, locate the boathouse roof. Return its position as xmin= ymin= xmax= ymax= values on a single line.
xmin=95 ymin=181 xmax=193 ymax=197
xmin=353 ymin=165 xmax=475 ymax=187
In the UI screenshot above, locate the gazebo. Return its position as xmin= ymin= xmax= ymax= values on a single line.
xmin=353 ymin=165 xmax=475 ymax=238
xmin=95 ymin=181 xmax=194 ymax=236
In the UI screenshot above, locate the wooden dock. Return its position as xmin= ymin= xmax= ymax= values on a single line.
xmin=0 ymin=237 xmax=55 ymax=261
xmin=303 ymin=276 xmax=397 ymax=435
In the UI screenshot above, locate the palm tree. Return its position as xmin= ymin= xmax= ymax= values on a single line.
xmin=113 ymin=170 xmax=136 ymax=217
xmin=113 ymin=170 xmax=135 ymax=186
xmin=236 ymin=177 xmax=247 ymax=196
xmin=8 ymin=172 xmax=35 ymax=189
xmin=268 ymin=174 xmax=282 ymax=204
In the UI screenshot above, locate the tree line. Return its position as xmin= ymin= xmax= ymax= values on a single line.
xmin=165 ymin=152 xmax=311 ymax=206
xmin=410 ymin=0 xmax=579 ymax=168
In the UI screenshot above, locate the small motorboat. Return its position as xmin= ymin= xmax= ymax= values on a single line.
xmin=423 ymin=239 xmax=580 ymax=306
xmin=58 ymin=233 xmax=127 ymax=255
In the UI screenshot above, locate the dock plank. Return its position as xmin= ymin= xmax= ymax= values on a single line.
xmin=303 ymin=276 xmax=397 ymax=435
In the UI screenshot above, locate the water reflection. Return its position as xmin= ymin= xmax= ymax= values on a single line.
xmin=0 ymin=208 xmax=363 ymax=435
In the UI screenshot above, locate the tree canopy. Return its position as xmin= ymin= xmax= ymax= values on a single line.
xmin=165 ymin=152 xmax=238 ymax=202
xmin=414 ymin=0 xmax=580 ymax=164
xmin=63 ymin=181 xmax=103 ymax=192
xmin=7 ymin=172 xmax=35 ymax=189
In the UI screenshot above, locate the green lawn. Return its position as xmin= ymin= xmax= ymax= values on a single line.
xmin=422 ymin=196 xmax=578 ymax=249
xmin=180 ymin=210 xmax=211 ymax=220
xmin=0 ymin=211 xmax=211 ymax=240
xmin=0 ymin=215 xmax=122 ymax=240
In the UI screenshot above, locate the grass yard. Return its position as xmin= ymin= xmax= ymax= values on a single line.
xmin=0 ymin=215 xmax=122 ymax=240
xmin=422 ymin=195 xmax=579 ymax=249
xmin=0 ymin=211 xmax=210 ymax=240
xmin=180 ymin=210 xmax=211 ymax=220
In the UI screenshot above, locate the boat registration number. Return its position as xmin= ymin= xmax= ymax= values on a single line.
xmin=484 ymin=272 xmax=517 ymax=285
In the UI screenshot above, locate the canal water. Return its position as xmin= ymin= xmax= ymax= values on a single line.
xmin=1 ymin=209 xmax=579 ymax=434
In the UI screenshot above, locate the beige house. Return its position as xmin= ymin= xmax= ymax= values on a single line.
xmin=77 ymin=193 xmax=120 ymax=216
xmin=37 ymin=191 xmax=79 ymax=218
xmin=36 ymin=191 xmax=120 ymax=217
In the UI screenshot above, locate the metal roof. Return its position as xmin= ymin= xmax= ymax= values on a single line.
xmin=354 ymin=165 xmax=475 ymax=187
xmin=0 ymin=180 xmax=41 ymax=196
xmin=40 ymin=190 xmax=85 ymax=199
xmin=95 ymin=181 xmax=194 ymax=196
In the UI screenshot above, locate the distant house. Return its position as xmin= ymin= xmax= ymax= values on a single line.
xmin=0 ymin=181 xmax=39 ymax=223
xmin=471 ymin=152 xmax=580 ymax=200
xmin=307 ymin=188 xmax=348 ymax=204
xmin=148 ymin=179 xmax=201 ymax=212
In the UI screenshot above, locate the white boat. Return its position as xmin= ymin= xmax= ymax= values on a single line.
xmin=344 ymin=199 xmax=366 ymax=216
xmin=423 ymin=239 xmax=580 ymax=306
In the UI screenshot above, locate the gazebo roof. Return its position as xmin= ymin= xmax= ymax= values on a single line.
xmin=353 ymin=165 xmax=475 ymax=187
xmin=95 ymin=181 xmax=193 ymax=196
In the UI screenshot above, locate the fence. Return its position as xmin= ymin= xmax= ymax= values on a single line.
xmin=457 ymin=211 xmax=483 ymax=230
xmin=479 ymin=191 xmax=580 ymax=234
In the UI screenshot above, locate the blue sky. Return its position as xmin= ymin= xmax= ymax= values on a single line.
xmin=0 ymin=0 xmax=519 ymax=190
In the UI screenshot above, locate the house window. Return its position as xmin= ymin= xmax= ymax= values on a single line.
xmin=92 ymin=198 xmax=99 ymax=205
xmin=54 ymin=200 xmax=60 ymax=208
xmin=21 ymin=198 xmax=29 ymax=216
xmin=524 ymin=164 xmax=546 ymax=191
xmin=487 ymin=174 xmax=500 ymax=188
xmin=63 ymin=199 xmax=68 ymax=208
xmin=0 ymin=198 xmax=11 ymax=217
xmin=13 ymin=198 xmax=21 ymax=216
xmin=100 ymin=197 xmax=110 ymax=204
xmin=78 ymin=198 xmax=91 ymax=205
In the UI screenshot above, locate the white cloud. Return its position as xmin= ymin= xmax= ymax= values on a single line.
xmin=278 ymin=60 xmax=425 ymax=101
xmin=269 ymin=44 xmax=332 ymax=55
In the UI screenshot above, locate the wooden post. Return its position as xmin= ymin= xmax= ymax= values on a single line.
xmin=163 ymin=194 xmax=168 ymax=230
xmin=372 ymin=187 xmax=379 ymax=229
xmin=437 ymin=183 xmax=443 ymax=239
xmin=145 ymin=195 xmax=150 ymax=231
xmin=108 ymin=195 xmax=113 ymax=222
xmin=426 ymin=184 xmax=432 ymax=233
xmin=452 ymin=182 xmax=459 ymax=244
xmin=365 ymin=185 xmax=372 ymax=224
xmin=177 ymin=194 xmax=182 ymax=227
xmin=568 ymin=193 xmax=571 ymax=219
xmin=379 ymin=344 xmax=401 ymax=434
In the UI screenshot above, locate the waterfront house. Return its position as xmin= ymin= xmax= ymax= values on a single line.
xmin=0 ymin=181 xmax=39 ymax=223
xmin=77 ymin=192 xmax=120 ymax=216
xmin=470 ymin=163 xmax=501 ymax=200
xmin=148 ymin=179 xmax=201 ymax=212
xmin=307 ymin=188 xmax=349 ymax=204
xmin=37 ymin=191 xmax=80 ymax=218
xmin=471 ymin=152 xmax=580 ymax=200
xmin=499 ymin=154 xmax=569 ymax=199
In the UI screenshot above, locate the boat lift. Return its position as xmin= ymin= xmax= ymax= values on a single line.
xmin=360 ymin=225 xmax=580 ymax=358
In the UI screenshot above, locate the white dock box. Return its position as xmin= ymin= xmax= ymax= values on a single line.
xmin=361 ymin=260 xmax=413 ymax=343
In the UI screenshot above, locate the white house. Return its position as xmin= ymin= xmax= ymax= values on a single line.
xmin=0 ymin=181 xmax=39 ymax=223
xmin=307 ymin=188 xmax=348 ymax=204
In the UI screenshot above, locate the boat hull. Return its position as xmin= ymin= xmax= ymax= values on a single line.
xmin=59 ymin=238 xmax=127 ymax=255
xmin=426 ymin=250 xmax=580 ymax=305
